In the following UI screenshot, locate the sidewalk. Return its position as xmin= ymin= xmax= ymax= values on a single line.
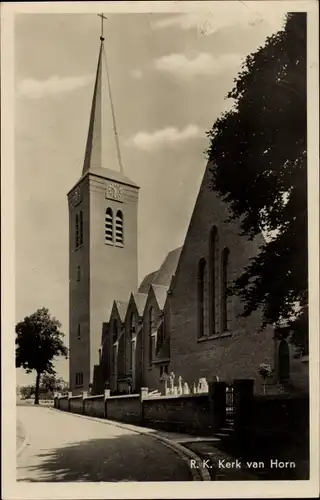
xmin=49 ymin=408 xmax=258 ymax=481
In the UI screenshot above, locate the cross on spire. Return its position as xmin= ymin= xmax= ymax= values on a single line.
xmin=98 ymin=13 xmax=107 ymax=41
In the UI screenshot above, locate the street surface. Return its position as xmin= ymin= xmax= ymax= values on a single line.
xmin=17 ymin=405 xmax=192 ymax=482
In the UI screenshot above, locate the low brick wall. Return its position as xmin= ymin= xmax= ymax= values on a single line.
xmin=106 ymin=394 xmax=142 ymax=424
xmin=83 ymin=395 xmax=105 ymax=418
xmin=251 ymin=395 xmax=309 ymax=442
xmin=143 ymin=393 xmax=213 ymax=434
xmin=58 ymin=396 xmax=69 ymax=411
xmin=69 ymin=395 xmax=83 ymax=414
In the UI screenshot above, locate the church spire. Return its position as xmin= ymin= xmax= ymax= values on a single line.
xmin=82 ymin=14 xmax=123 ymax=175
xmin=82 ymin=41 xmax=103 ymax=174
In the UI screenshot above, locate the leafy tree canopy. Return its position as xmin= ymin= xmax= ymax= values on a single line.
xmin=41 ymin=374 xmax=68 ymax=393
xmin=207 ymin=13 xmax=308 ymax=353
xmin=16 ymin=307 xmax=68 ymax=403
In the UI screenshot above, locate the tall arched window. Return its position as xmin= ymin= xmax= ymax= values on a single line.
xmin=156 ymin=320 xmax=165 ymax=355
xmin=79 ymin=210 xmax=84 ymax=245
xmin=112 ymin=319 xmax=118 ymax=375
xmin=221 ymin=248 xmax=230 ymax=332
xmin=105 ymin=208 xmax=113 ymax=243
xmin=75 ymin=213 xmax=80 ymax=249
xmin=129 ymin=313 xmax=136 ymax=371
xmin=198 ymin=258 xmax=209 ymax=338
xmin=112 ymin=319 xmax=118 ymax=344
xmin=115 ymin=211 xmax=123 ymax=245
xmin=148 ymin=307 xmax=156 ymax=366
xmin=209 ymin=226 xmax=218 ymax=334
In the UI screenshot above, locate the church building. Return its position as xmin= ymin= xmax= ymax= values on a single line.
xmin=68 ymin=28 xmax=308 ymax=397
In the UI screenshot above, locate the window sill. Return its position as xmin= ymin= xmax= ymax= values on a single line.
xmin=197 ymin=332 xmax=232 ymax=343
xmin=75 ymin=244 xmax=83 ymax=252
xmin=105 ymin=240 xmax=114 ymax=246
xmin=115 ymin=242 xmax=124 ymax=248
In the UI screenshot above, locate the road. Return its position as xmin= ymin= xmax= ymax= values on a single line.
xmin=17 ymin=405 xmax=192 ymax=482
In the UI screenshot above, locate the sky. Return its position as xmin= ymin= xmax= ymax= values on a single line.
xmin=15 ymin=5 xmax=289 ymax=386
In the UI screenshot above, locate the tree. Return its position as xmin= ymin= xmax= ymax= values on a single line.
xmin=20 ymin=385 xmax=35 ymax=400
xmin=16 ymin=308 xmax=68 ymax=404
xmin=206 ymin=13 xmax=308 ymax=353
xmin=41 ymin=374 xmax=68 ymax=395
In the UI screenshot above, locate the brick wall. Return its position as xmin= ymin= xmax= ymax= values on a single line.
xmin=54 ymin=386 xmax=309 ymax=442
xmin=69 ymin=395 xmax=83 ymax=414
xmin=83 ymin=395 xmax=105 ymax=418
xmin=106 ymin=394 xmax=142 ymax=424
xmin=170 ymin=163 xmax=275 ymax=391
xmin=143 ymin=394 xmax=213 ymax=434
xmin=58 ymin=396 xmax=69 ymax=411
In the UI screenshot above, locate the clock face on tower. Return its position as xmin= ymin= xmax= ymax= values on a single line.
xmin=106 ymin=182 xmax=123 ymax=202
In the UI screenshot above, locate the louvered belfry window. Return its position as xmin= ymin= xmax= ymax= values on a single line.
xmin=79 ymin=210 xmax=84 ymax=245
xmin=75 ymin=213 xmax=80 ymax=249
xmin=115 ymin=210 xmax=123 ymax=245
xmin=105 ymin=207 xmax=113 ymax=243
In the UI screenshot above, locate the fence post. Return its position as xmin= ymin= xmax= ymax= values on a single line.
xmin=53 ymin=392 xmax=58 ymax=409
xmin=82 ymin=391 xmax=88 ymax=415
xmin=209 ymin=381 xmax=226 ymax=431
xmin=67 ymin=391 xmax=72 ymax=412
xmin=104 ymin=389 xmax=110 ymax=419
xmin=140 ymin=387 xmax=148 ymax=424
xmin=233 ymin=379 xmax=254 ymax=436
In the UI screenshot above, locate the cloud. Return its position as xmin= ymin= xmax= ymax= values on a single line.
xmin=131 ymin=69 xmax=143 ymax=79
xmin=152 ymin=9 xmax=287 ymax=35
xmin=127 ymin=125 xmax=203 ymax=152
xmin=154 ymin=52 xmax=243 ymax=79
xmin=17 ymin=74 xmax=94 ymax=99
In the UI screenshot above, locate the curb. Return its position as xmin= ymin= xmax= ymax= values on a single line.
xmin=49 ymin=407 xmax=211 ymax=481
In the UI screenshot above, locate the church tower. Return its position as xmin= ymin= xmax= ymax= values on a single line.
xmin=67 ymin=21 xmax=139 ymax=394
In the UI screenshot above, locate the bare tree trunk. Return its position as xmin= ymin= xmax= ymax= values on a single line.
xmin=34 ymin=371 xmax=41 ymax=405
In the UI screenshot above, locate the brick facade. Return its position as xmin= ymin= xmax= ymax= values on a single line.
xmin=68 ymin=170 xmax=139 ymax=394
xmin=169 ymin=163 xmax=275 ymax=393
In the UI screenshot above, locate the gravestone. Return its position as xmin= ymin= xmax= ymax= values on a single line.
xmin=198 ymin=377 xmax=209 ymax=393
xmin=169 ymin=372 xmax=175 ymax=395
xmin=183 ymin=382 xmax=190 ymax=395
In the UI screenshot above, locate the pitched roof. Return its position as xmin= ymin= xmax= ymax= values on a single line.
xmin=115 ymin=300 xmax=129 ymax=322
xmin=152 ymin=247 xmax=182 ymax=286
xmin=137 ymin=246 xmax=182 ymax=297
xmin=138 ymin=271 xmax=158 ymax=294
xmin=133 ymin=293 xmax=148 ymax=316
xmin=151 ymin=284 xmax=169 ymax=310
